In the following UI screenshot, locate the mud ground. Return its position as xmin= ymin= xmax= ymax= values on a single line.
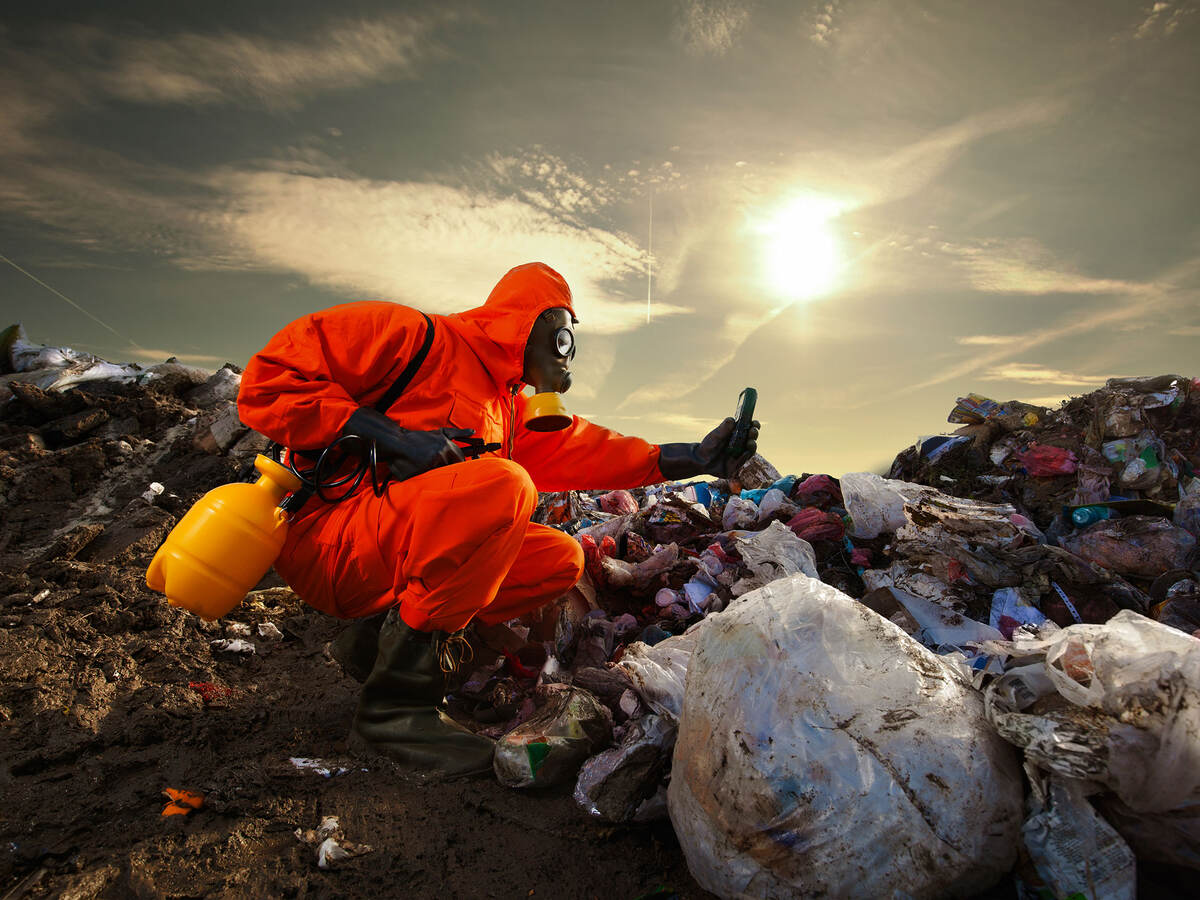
xmin=0 ymin=378 xmax=708 ymax=899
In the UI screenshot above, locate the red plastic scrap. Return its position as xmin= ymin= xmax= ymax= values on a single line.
xmin=502 ymin=648 xmax=542 ymax=680
xmin=580 ymin=534 xmax=618 ymax=587
xmin=1015 ymin=444 xmax=1078 ymax=477
xmin=162 ymin=788 xmax=204 ymax=817
xmin=849 ymin=548 xmax=872 ymax=567
xmin=792 ymin=474 xmax=843 ymax=508
xmin=786 ymin=507 xmax=845 ymax=542
xmin=188 ymin=681 xmax=238 ymax=703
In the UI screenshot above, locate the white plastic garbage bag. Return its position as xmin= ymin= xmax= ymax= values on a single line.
xmin=729 ymin=521 xmax=817 ymax=596
xmin=840 ymin=471 xmax=933 ymax=539
xmin=984 ymin=609 xmax=1200 ymax=813
xmin=668 ymin=574 xmax=1023 ymax=899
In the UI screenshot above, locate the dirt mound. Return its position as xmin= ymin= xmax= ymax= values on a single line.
xmin=0 ymin=344 xmax=704 ymax=898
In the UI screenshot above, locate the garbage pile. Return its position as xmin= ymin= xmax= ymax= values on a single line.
xmin=4 ymin=324 xmax=1198 ymax=898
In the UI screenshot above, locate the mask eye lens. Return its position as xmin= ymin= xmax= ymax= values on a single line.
xmin=555 ymin=327 xmax=575 ymax=358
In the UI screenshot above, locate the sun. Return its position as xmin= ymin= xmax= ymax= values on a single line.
xmin=760 ymin=196 xmax=842 ymax=301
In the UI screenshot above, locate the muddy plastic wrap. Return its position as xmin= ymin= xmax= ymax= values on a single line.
xmin=840 ymin=471 xmax=932 ymax=539
xmin=616 ymin=629 xmax=704 ymax=723
xmin=1093 ymin=794 xmax=1200 ymax=870
xmin=984 ymin=610 xmax=1200 ymax=813
xmin=720 ymin=495 xmax=758 ymax=531
xmin=886 ymin=586 xmax=1004 ymax=647
xmin=1059 ymin=516 xmax=1197 ymax=578
xmin=1177 ymin=477 xmax=1200 ymax=539
xmin=573 ymin=714 xmax=677 ymax=822
xmin=493 ymin=686 xmax=613 ymax=788
xmin=730 ymin=521 xmax=818 ymax=596
xmin=733 ymin=454 xmax=781 ymax=490
xmin=668 ymin=574 xmax=1023 ymax=899
xmin=1021 ymin=768 xmax=1136 ymax=900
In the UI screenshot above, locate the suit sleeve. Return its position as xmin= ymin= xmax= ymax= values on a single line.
xmin=237 ymin=302 xmax=429 ymax=451
xmin=512 ymin=396 xmax=664 ymax=492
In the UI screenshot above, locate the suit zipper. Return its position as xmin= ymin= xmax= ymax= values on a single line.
xmin=508 ymin=386 xmax=517 ymax=458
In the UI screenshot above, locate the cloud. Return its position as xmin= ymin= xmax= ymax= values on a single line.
xmin=1133 ymin=2 xmax=1190 ymax=39
xmin=944 ymin=239 xmax=1154 ymax=296
xmin=809 ymin=2 xmax=840 ymax=47
xmin=673 ymin=0 xmax=752 ymax=55
xmin=200 ymin=169 xmax=688 ymax=334
xmin=3 ymin=14 xmax=452 ymax=117
xmin=1169 ymin=324 xmax=1200 ymax=336
xmin=982 ymin=364 xmax=1123 ymax=387
xmin=957 ymin=335 xmax=1018 ymax=346
xmin=860 ymin=99 xmax=1067 ymax=209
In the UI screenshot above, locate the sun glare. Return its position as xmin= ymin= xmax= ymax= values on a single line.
xmin=761 ymin=196 xmax=842 ymax=301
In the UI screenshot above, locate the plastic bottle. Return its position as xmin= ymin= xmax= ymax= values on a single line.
xmin=1071 ymin=506 xmax=1118 ymax=528
xmin=145 ymin=454 xmax=301 ymax=619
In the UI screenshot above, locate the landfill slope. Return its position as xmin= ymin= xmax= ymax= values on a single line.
xmin=0 ymin=351 xmax=707 ymax=898
xmin=3 ymin=330 xmax=1198 ymax=898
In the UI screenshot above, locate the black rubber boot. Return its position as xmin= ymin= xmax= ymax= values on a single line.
xmin=349 ymin=610 xmax=495 ymax=778
xmin=329 ymin=612 xmax=386 ymax=683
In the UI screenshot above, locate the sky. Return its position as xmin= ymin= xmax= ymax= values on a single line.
xmin=1 ymin=0 xmax=1198 ymax=477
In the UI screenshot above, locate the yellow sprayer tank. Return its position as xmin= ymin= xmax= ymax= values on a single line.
xmin=146 ymin=454 xmax=302 ymax=620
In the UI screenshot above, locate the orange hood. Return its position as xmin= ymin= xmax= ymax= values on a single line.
xmin=449 ymin=262 xmax=576 ymax=390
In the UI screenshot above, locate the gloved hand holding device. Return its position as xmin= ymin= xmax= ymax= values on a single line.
xmin=342 ymin=408 xmax=472 ymax=482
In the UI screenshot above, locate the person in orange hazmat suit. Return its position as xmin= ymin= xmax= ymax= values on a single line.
xmin=237 ymin=262 xmax=759 ymax=777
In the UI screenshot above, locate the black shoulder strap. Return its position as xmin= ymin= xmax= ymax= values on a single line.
xmin=373 ymin=313 xmax=435 ymax=413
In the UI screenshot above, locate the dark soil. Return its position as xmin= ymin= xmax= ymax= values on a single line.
xmin=0 ymin=375 xmax=709 ymax=899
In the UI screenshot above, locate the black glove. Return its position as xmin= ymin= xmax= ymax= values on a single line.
xmin=658 ymin=417 xmax=761 ymax=480
xmin=342 ymin=408 xmax=471 ymax=482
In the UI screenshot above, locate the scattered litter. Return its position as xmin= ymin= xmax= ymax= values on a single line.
xmin=209 ymin=638 xmax=255 ymax=654
xmin=141 ymin=482 xmax=165 ymax=504
xmin=161 ymin=788 xmax=204 ymax=817
xmin=288 ymin=757 xmax=352 ymax=778
xmin=256 ymin=622 xmax=284 ymax=641
xmin=294 ymin=815 xmax=373 ymax=868
xmin=188 ymin=681 xmax=238 ymax=704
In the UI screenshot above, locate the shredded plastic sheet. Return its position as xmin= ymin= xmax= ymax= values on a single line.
xmin=985 ymin=610 xmax=1200 ymax=813
xmin=668 ymin=574 xmax=1023 ymax=899
xmin=1021 ymin=769 xmax=1135 ymax=900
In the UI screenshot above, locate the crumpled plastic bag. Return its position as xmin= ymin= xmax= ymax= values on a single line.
xmin=617 ymin=631 xmax=699 ymax=723
xmin=720 ymin=495 xmax=758 ymax=530
xmin=1015 ymin=444 xmax=1078 ymax=476
xmin=1060 ymin=516 xmax=1196 ymax=578
xmin=573 ymin=713 xmax=676 ymax=822
xmin=493 ymin=686 xmax=612 ymax=788
xmin=984 ymin=610 xmax=1200 ymax=813
xmin=668 ymin=574 xmax=1023 ymax=899
xmin=840 ymin=471 xmax=932 ymax=539
xmin=729 ymin=520 xmax=817 ymax=596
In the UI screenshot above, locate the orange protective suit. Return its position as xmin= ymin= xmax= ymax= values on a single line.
xmin=237 ymin=263 xmax=664 ymax=632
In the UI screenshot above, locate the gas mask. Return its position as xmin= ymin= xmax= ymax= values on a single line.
xmin=522 ymin=308 xmax=575 ymax=432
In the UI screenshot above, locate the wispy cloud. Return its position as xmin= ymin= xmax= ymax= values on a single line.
xmin=4 ymin=15 xmax=453 ymax=116
xmin=957 ymin=335 xmax=1018 ymax=346
xmin=982 ymin=363 xmax=1123 ymax=386
xmin=809 ymin=2 xmax=840 ymax=47
xmin=944 ymin=238 xmax=1154 ymax=296
xmin=1133 ymin=2 xmax=1191 ymax=39
xmin=673 ymin=0 xmax=752 ymax=55
xmin=200 ymin=169 xmax=688 ymax=334
xmin=1169 ymin=324 xmax=1200 ymax=336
